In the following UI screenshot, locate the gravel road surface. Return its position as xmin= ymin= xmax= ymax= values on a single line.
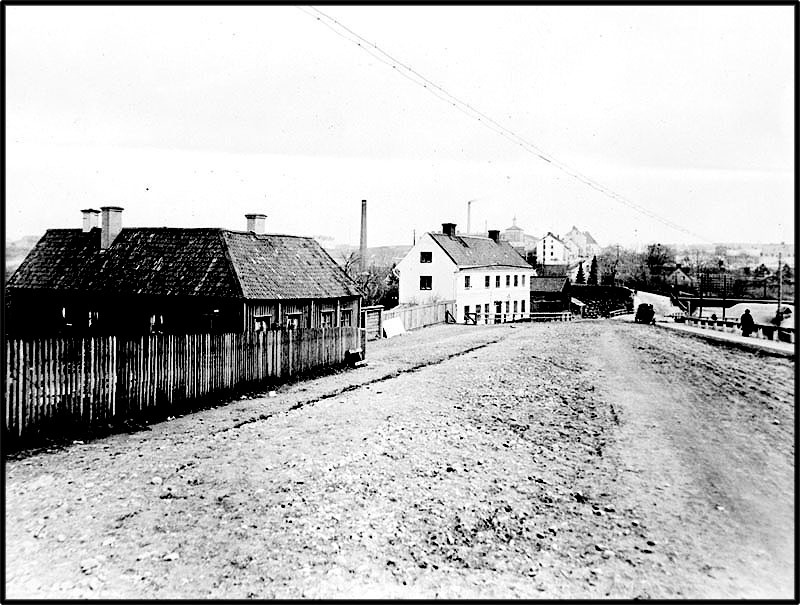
xmin=5 ymin=321 xmax=794 ymax=599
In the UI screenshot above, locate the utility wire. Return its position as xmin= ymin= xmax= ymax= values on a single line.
xmin=299 ymin=5 xmax=712 ymax=243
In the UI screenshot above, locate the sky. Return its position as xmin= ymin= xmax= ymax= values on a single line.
xmin=5 ymin=5 xmax=795 ymax=249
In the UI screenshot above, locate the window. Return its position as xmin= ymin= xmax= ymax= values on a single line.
xmin=522 ymin=275 xmax=526 ymax=286
xmin=495 ymin=275 xmax=500 ymax=288
xmin=340 ymin=310 xmax=352 ymax=327
xmin=513 ymin=301 xmax=518 ymax=313
xmin=506 ymin=275 xmax=510 ymax=286
xmin=420 ymin=276 xmax=432 ymax=290
xmin=485 ymin=275 xmax=490 ymax=288
xmin=254 ymin=314 xmax=272 ymax=331
xmin=321 ymin=311 xmax=334 ymax=327
xmin=286 ymin=313 xmax=302 ymax=329
xmin=420 ymin=251 xmax=432 ymax=263
xmin=521 ymin=300 xmax=526 ymax=313
xmin=505 ymin=301 xmax=510 ymax=313
xmin=484 ymin=303 xmax=489 ymax=315
xmin=514 ymin=275 xmax=519 ymax=287
xmin=476 ymin=304 xmax=482 ymax=318
xmin=464 ymin=275 xmax=471 ymax=289
xmin=464 ymin=305 xmax=470 ymax=322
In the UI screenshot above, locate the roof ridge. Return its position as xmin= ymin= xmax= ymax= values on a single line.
xmin=218 ymin=231 xmax=246 ymax=299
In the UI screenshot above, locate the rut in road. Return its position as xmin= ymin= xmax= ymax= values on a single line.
xmin=215 ymin=336 xmax=506 ymax=435
xmin=590 ymin=324 xmax=794 ymax=599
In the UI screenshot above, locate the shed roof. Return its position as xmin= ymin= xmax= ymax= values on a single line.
xmin=8 ymin=228 xmax=360 ymax=300
xmin=429 ymin=233 xmax=531 ymax=269
xmin=530 ymin=276 xmax=569 ymax=292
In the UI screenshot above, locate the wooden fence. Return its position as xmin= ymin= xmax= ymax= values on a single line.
xmin=4 ymin=327 xmax=365 ymax=444
xmin=382 ymin=300 xmax=455 ymax=332
xmin=360 ymin=305 xmax=384 ymax=341
xmin=464 ymin=311 xmax=573 ymax=324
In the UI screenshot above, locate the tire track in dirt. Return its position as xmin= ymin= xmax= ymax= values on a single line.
xmin=213 ymin=337 xmax=506 ymax=434
xmin=588 ymin=323 xmax=794 ymax=599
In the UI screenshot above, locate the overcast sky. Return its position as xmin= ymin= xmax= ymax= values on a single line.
xmin=6 ymin=5 xmax=794 ymax=249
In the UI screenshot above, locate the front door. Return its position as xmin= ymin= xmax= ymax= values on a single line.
xmin=494 ymin=301 xmax=502 ymax=323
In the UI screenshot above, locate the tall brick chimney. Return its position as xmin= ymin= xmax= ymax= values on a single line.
xmin=245 ymin=213 xmax=267 ymax=234
xmin=442 ymin=223 xmax=457 ymax=237
xmin=359 ymin=200 xmax=367 ymax=273
xmin=81 ymin=208 xmax=100 ymax=232
xmin=100 ymin=206 xmax=123 ymax=249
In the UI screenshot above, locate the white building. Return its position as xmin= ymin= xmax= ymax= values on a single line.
xmin=563 ymin=226 xmax=601 ymax=259
xmin=537 ymin=232 xmax=575 ymax=265
xmin=396 ymin=223 xmax=535 ymax=323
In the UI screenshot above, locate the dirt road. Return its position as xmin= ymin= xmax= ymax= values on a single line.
xmin=4 ymin=321 xmax=794 ymax=599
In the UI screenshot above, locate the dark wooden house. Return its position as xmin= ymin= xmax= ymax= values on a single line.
xmin=5 ymin=208 xmax=361 ymax=336
xmin=529 ymin=276 xmax=570 ymax=312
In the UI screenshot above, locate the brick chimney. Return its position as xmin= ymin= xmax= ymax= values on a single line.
xmin=81 ymin=208 xmax=100 ymax=232
xmin=245 ymin=213 xmax=267 ymax=234
xmin=442 ymin=222 xmax=457 ymax=237
xmin=100 ymin=206 xmax=124 ymax=249
xmin=488 ymin=229 xmax=500 ymax=243
xmin=359 ymin=200 xmax=367 ymax=273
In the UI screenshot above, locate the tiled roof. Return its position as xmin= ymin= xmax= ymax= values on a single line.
xmin=223 ymin=231 xmax=361 ymax=299
xmin=543 ymin=232 xmax=567 ymax=246
xmin=429 ymin=233 xmax=531 ymax=269
xmin=530 ymin=276 xmax=568 ymax=292
xmin=8 ymin=228 xmax=360 ymax=300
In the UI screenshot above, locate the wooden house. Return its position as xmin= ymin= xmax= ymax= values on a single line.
xmin=530 ymin=276 xmax=570 ymax=312
xmin=5 ymin=208 xmax=361 ymax=336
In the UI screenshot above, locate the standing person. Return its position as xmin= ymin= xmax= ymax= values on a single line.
xmin=740 ymin=309 xmax=755 ymax=337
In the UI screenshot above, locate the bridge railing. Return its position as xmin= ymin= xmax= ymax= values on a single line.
xmin=683 ymin=316 xmax=794 ymax=344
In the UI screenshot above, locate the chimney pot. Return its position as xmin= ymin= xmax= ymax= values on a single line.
xmin=245 ymin=213 xmax=267 ymax=234
xmin=81 ymin=208 xmax=101 ymax=232
xmin=442 ymin=222 xmax=457 ymax=237
xmin=488 ymin=229 xmax=500 ymax=243
xmin=100 ymin=206 xmax=124 ymax=249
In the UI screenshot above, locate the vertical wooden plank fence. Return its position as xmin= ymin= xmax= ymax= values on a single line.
xmin=3 ymin=327 xmax=365 ymax=445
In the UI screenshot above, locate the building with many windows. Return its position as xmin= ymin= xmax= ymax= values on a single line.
xmin=396 ymin=222 xmax=535 ymax=323
xmin=536 ymin=232 xmax=576 ymax=265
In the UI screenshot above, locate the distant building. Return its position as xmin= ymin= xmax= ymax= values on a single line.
xmin=536 ymin=232 xmax=575 ymax=265
xmin=500 ymin=217 xmax=539 ymax=257
xmin=6 ymin=208 xmax=362 ymax=336
xmin=666 ymin=266 xmax=696 ymax=288
xmin=562 ymin=226 xmax=601 ymax=259
xmin=395 ymin=222 xmax=535 ymax=323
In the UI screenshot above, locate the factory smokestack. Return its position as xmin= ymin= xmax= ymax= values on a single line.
xmin=359 ymin=199 xmax=367 ymax=273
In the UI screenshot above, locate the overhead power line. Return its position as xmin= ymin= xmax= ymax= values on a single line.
xmin=299 ymin=5 xmax=713 ymax=244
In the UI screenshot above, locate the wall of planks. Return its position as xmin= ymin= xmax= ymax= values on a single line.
xmin=4 ymin=327 xmax=366 ymax=444
xmin=381 ymin=300 xmax=455 ymax=333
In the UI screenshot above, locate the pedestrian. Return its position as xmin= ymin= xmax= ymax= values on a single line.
xmin=740 ymin=309 xmax=755 ymax=337
xmin=710 ymin=313 xmax=717 ymax=322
